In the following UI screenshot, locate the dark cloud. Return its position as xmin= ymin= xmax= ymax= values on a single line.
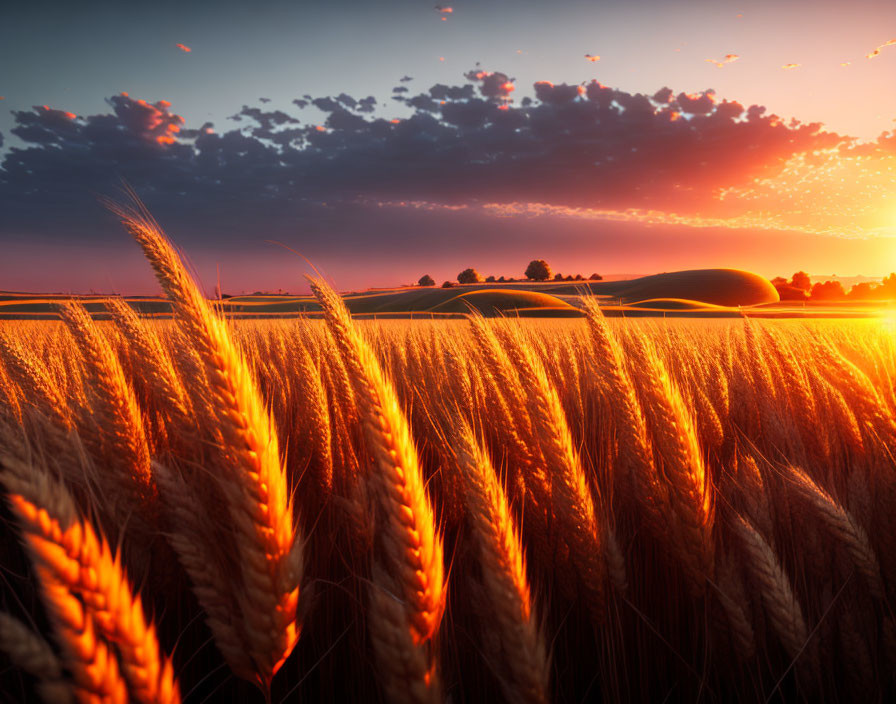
xmin=0 ymin=72 xmax=852 ymax=251
xmin=180 ymin=121 xmax=215 ymax=139
xmin=465 ymin=70 xmax=515 ymax=100
xmin=231 ymin=106 xmax=300 ymax=129
xmin=392 ymin=86 xmax=409 ymax=94
xmin=335 ymin=93 xmax=357 ymax=109
xmin=356 ymin=96 xmax=377 ymax=113
xmin=533 ymin=81 xmax=581 ymax=104
xmin=429 ymin=84 xmax=475 ymax=101
xmin=652 ymin=87 xmax=674 ymax=104
xmin=399 ymin=75 xmax=414 ymax=83
xmin=311 ymin=97 xmax=342 ymax=113
xmin=259 ymin=97 xmax=271 ymax=104
xmin=676 ymin=90 xmax=716 ymax=115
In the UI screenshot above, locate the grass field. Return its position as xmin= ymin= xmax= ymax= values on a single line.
xmin=1 ymin=210 xmax=895 ymax=703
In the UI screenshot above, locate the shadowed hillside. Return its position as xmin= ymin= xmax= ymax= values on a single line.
xmin=0 ymin=268 xmax=778 ymax=318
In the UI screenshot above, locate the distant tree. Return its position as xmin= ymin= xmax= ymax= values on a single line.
xmin=588 ymin=273 xmax=603 ymax=281
xmin=574 ymin=274 xmax=584 ymax=281
xmin=564 ymin=275 xmax=574 ymax=281
xmin=791 ymin=271 xmax=812 ymax=291
xmin=442 ymin=280 xmax=455 ymax=288
xmin=879 ymin=273 xmax=896 ymax=298
xmin=525 ymin=259 xmax=551 ymax=281
xmin=772 ymin=275 xmax=808 ymax=301
xmin=553 ymin=273 xmax=564 ymax=281
xmin=847 ymin=282 xmax=879 ymax=300
xmin=497 ymin=276 xmax=507 ymax=282
xmin=810 ymin=280 xmax=845 ymax=301
xmin=418 ymin=274 xmax=435 ymax=287
xmin=457 ymin=268 xmax=483 ymax=284
xmin=485 ymin=275 xmax=496 ymax=282
xmin=776 ymin=285 xmax=809 ymax=301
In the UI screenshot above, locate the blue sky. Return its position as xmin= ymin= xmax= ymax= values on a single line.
xmin=2 ymin=0 xmax=896 ymax=293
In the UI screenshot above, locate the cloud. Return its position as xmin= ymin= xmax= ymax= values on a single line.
xmin=356 ymin=96 xmax=377 ymax=113
xmin=866 ymin=38 xmax=896 ymax=59
xmin=584 ymin=54 xmax=600 ymax=62
xmin=464 ymin=70 xmax=515 ymax=100
xmin=175 ymin=43 xmax=191 ymax=53
xmin=705 ymin=54 xmax=739 ymax=68
xmin=259 ymin=97 xmax=271 ymax=104
xmin=676 ymin=90 xmax=716 ymax=115
xmin=399 ymin=75 xmax=414 ymax=83
xmin=0 ymin=70 xmax=860 ymax=257
xmin=227 ymin=105 xmax=300 ymax=141
xmin=781 ymin=63 xmax=801 ymax=70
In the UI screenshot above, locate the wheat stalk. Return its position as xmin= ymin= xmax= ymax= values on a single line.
xmin=109 ymin=203 xmax=302 ymax=688
xmin=0 ymin=432 xmax=179 ymax=703
xmin=451 ymin=417 xmax=549 ymax=704
xmin=787 ymin=465 xmax=885 ymax=600
xmin=56 ymin=300 xmax=154 ymax=500
xmin=0 ymin=611 xmax=73 ymax=703
xmin=628 ymin=332 xmax=714 ymax=591
xmin=731 ymin=513 xmax=808 ymax=662
xmin=309 ymin=276 xmax=444 ymax=701
xmin=491 ymin=316 xmax=607 ymax=619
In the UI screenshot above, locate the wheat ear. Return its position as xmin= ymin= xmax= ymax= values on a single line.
xmin=0 ymin=442 xmax=181 ymax=704
xmin=56 ymin=300 xmax=153 ymax=498
xmin=309 ymin=276 xmax=444 ymax=701
xmin=788 ymin=466 xmax=885 ymax=600
xmin=492 ymin=316 xmax=607 ymax=619
xmin=628 ymin=332 xmax=714 ymax=591
xmin=731 ymin=513 xmax=808 ymax=662
xmin=0 ymin=611 xmax=73 ymax=703
xmin=104 ymin=297 xmax=192 ymax=426
xmin=582 ymin=298 xmax=671 ymax=541
xmin=111 ymin=203 xmax=302 ymax=687
xmin=0 ymin=331 xmax=72 ymax=430
xmin=452 ymin=417 xmax=549 ymax=704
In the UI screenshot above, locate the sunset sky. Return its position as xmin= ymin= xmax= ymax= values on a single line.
xmin=2 ymin=0 xmax=896 ymax=293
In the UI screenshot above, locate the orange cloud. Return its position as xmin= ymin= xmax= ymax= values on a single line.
xmin=435 ymin=5 xmax=453 ymax=13
xmin=584 ymin=54 xmax=600 ymax=62
xmin=866 ymin=38 xmax=896 ymax=59
xmin=40 ymin=105 xmax=77 ymax=120
xmin=841 ymin=62 xmax=851 ymax=67
xmin=175 ymin=43 xmax=191 ymax=53
xmin=781 ymin=63 xmax=801 ymax=70
xmin=705 ymin=53 xmax=740 ymax=68
xmin=315 ymin=125 xmax=327 ymax=132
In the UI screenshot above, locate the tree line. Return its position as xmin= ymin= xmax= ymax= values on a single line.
xmin=418 ymin=260 xmax=603 ymax=288
xmin=772 ymin=271 xmax=896 ymax=302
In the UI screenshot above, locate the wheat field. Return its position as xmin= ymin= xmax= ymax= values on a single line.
xmin=1 ymin=212 xmax=895 ymax=702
